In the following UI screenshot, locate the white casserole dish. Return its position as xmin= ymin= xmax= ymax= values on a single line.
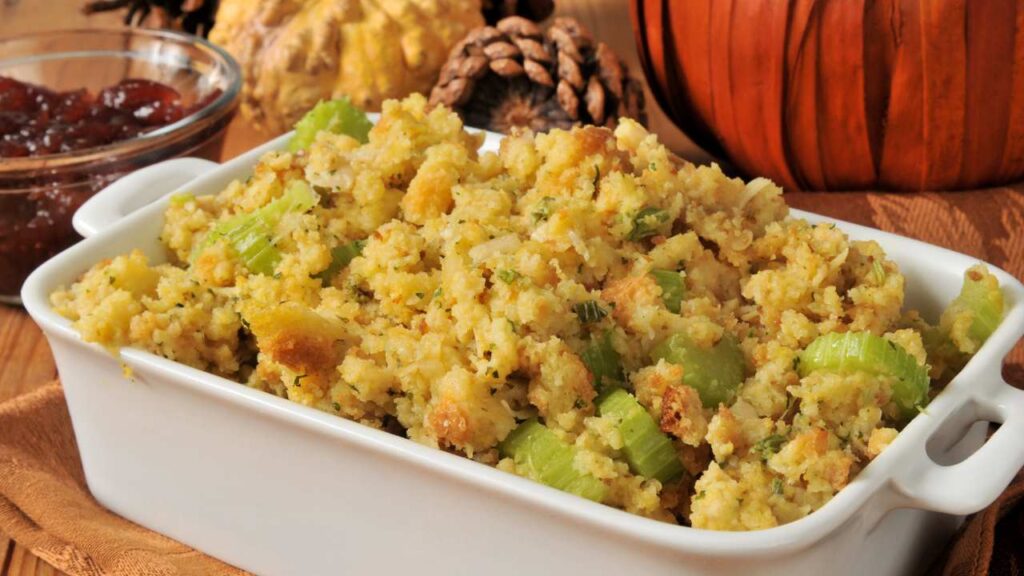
xmin=22 ymin=125 xmax=1024 ymax=576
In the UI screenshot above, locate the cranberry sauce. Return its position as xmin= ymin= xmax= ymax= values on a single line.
xmin=0 ymin=76 xmax=224 ymax=302
xmin=0 ymin=76 xmax=217 ymax=158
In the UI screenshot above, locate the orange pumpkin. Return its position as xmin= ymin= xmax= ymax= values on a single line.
xmin=631 ymin=0 xmax=1024 ymax=192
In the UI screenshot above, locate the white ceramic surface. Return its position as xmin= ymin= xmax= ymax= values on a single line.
xmin=22 ymin=125 xmax=1024 ymax=576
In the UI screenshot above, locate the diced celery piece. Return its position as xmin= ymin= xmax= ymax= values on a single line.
xmin=261 ymin=179 xmax=318 ymax=220
xmin=500 ymin=419 xmax=607 ymax=502
xmin=288 ymin=97 xmax=372 ymax=152
xmin=650 ymin=269 xmax=685 ymax=313
xmin=228 ymin=216 xmax=278 ymax=275
xmin=168 ymin=192 xmax=195 ymax=206
xmin=316 ymin=239 xmax=365 ymax=286
xmin=799 ymin=331 xmax=929 ymax=421
xmin=195 ymin=180 xmax=317 ymax=275
xmin=580 ymin=331 xmax=623 ymax=392
xmin=651 ymin=333 xmax=746 ymax=408
xmin=950 ymin=266 xmax=1004 ymax=345
xmin=597 ymin=388 xmax=683 ymax=482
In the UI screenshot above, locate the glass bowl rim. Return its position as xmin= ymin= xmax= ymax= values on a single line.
xmin=0 ymin=26 xmax=241 ymax=174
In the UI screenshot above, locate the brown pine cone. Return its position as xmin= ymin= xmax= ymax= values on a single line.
xmin=481 ymin=0 xmax=555 ymax=25
xmin=429 ymin=16 xmax=646 ymax=134
xmin=83 ymin=0 xmax=218 ymax=36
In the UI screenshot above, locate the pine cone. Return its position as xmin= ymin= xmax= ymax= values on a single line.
xmin=481 ymin=0 xmax=554 ymax=25
xmin=83 ymin=0 xmax=218 ymax=36
xmin=429 ymin=16 xmax=646 ymax=134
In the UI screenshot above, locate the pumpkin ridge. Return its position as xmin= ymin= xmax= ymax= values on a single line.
xmin=664 ymin=0 xmax=724 ymax=158
xmin=716 ymin=0 xmax=760 ymax=181
xmin=781 ymin=0 xmax=823 ymax=191
xmin=878 ymin=0 xmax=926 ymax=190
xmin=817 ymin=0 xmax=877 ymax=189
xmin=862 ymin=0 xmax=899 ymax=183
xmin=920 ymin=0 xmax=967 ymax=190
xmin=996 ymin=2 xmax=1024 ymax=183
xmin=962 ymin=0 xmax=1015 ymax=188
xmin=778 ymin=0 xmax=819 ymax=190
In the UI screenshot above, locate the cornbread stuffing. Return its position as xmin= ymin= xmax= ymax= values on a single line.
xmin=52 ymin=95 xmax=1001 ymax=530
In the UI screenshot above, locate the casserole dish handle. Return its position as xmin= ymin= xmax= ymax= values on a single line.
xmin=73 ymin=157 xmax=219 ymax=238
xmin=892 ymin=380 xmax=1024 ymax=515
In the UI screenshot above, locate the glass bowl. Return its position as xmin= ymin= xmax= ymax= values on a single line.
xmin=0 ymin=27 xmax=240 ymax=304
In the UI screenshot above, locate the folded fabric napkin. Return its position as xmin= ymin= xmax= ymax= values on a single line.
xmin=0 ymin=382 xmax=1021 ymax=576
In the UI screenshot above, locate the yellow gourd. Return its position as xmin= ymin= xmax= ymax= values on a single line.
xmin=210 ymin=0 xmax=484 ymax=133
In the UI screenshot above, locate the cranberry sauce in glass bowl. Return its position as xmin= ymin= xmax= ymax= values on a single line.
xmin=0 ymin=28 xmax=240 ymax=304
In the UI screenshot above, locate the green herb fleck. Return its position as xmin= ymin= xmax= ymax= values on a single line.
xmin=532 ymin=196 xmax=556 ymax=223
xmin=628 ymin=206 xmax=669 ymax=241
xmin=332 ymin=402 xmax=341 ymax=411
xmin=316 ymin=239 xmax=366 ymax=286
xmin=572 ymin=300 xmax=608 ymax=324
xmin=497 ymin=269 xmax=522 ymax=284
xmin=650 ymin=269 xmax=685 ymax=313
xmin=753 ymin=434 xmax=787 ymax=460
xmin=771 ymin=477 xmax=784 ymax=495
xmin=580 ymin=330 xmax=624 ymax=392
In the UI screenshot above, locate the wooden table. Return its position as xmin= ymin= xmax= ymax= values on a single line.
xmin=2 ymin=0 xmax=1022 ymax=574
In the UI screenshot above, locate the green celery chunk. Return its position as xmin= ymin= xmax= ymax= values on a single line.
xmin=651 ymin=333 xmax=745 ymax=408
xmin=597 ymin=388 xmax=683 ymax=483
xmin=799 ymin=331 xmax=929 ymax=421
xmin=316 ymin=239 xmax=366 ymax=286
xmin=650 ymin=269 xmax=685 ymax=313
xmin=580 ymin=331 xmax=624 ymax=392
xmin=949 ymin=266 xmax=1004 ymax=345
xmin=261 ymin=179 xmax=319 ymax=219
xmin=288 ymin=97 xmax=372 ymax=152
xmin=226 ymin=215 xmax=277 ymax=275
xmin=168 ymin=192 xmax=195 ymax=206
xmin=196 ymin=180 xmax=317 ymax=275
xmin=499 ymin=419 xmax=607 ymax=502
